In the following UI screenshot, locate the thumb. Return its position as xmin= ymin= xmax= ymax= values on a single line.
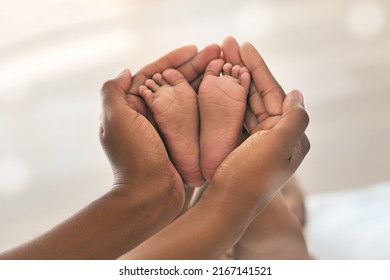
xmin=272 ymin=90 xmax=309 ymax=154
xmin=100 ymin=68 xmax=132 ymax=107
xmin=283 ymin=89 xmax=305 ymax=111
xmin=114 ymin=68 xmax=132 ymax=92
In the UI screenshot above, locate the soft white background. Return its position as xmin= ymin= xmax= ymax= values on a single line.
xmin=0 ymin=0 xmax=389 ymax=258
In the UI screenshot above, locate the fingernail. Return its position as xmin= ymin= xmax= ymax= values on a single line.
xmin=292 ymin=90 xmax=304 ymax=106
xmin=115 ymin=68 xmax=129 ymax=77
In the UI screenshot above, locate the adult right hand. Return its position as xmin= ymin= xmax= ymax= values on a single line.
xmin=120 ymin=90 xmax=310 ymax=260
xmin=209 ymin=89 xmax=310 ymax=216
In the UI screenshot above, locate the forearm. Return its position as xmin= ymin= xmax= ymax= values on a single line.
xmin=0 ymin=182 xmax=182 ymax=260
xmin=120 ymin=182 xmax=258 ymax=260
xmin=234 ymin=193 xmax=309 ymax=260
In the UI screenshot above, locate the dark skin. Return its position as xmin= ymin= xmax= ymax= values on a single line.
xmin=0 ymin=38 xmax=310 ymax=260
xmin=0 ymin=44 xmax=221 ymax=260
xmin=120 ymin=88 xmax=310 ymax=260
xmin=222 ymin=36 xmax=310 ymax=259
xmin=120 ymin=37 xmax=310 ymax=259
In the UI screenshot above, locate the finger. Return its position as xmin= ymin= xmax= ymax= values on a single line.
xmin=100 ymin=69 xmax=143 ymax=134
xmin=190 ymin=74 xmax=203 ymax=91
xmin=244 ymin=107 xmax=258 ymax=133
xmin=239 ymin=67 xmax=251 ymax=91
xmin=222 ymin=36 xmax=254 ymax=133
xmin=272 ymin=90 xmax=309 ymax=154
xmin=299 ymin=133 xmax=311 ymax=159
xmin=126 ymin=94 xmax=147 ymax=116
xmin=248 ymin=83 xmax=268 ymax=120
xmin=244 ymin=82 xmax=269 ymax=132
xmin=240 ymin=42 xmax=285 ymax=116
xmin=101 ymin=68 xmax=132 ymax=109
xmin=286 ymin=132 xmax=311 ymax=174
xmin=222 ymin=36 xmax=243 ymax=65
xmin=129 ymin=45 xmax=198 ymax=94
xmin=177 ymin=43 xmax=221 ymax=84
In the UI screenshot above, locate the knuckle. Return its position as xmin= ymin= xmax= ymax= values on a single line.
xmin=294 ymin=106 xmax=310 ymax=125
xmin=100 ymin=79 xmax=118 ymax=96
xmin=98 ymin=125 xmax=105 ymax=142
xmin=302 ymin=135 xmax=311 ymax=154
xmin=296 ymin=134 xmax=310 ymax=160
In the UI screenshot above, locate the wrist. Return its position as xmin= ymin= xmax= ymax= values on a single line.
xmin=0 ymin=177 xmax=184 ymax=260
xmin=205 ymin=176 xmax=274 ymax=218
xmin=112 ymin=173 xmax=185 ymax=220
xmin=196 ymin=180 xmax=260 ymax=244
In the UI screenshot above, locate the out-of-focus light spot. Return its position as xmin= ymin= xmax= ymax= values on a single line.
xmin=235 ymin=3 xmax=274 ymax=39
xmin=345 ymin=1 xmax=386 ymax=38
xmin=0 ymin=28 xmax=135 ymax=105
xmin=0 ymin=157 xmax=31 ymax=195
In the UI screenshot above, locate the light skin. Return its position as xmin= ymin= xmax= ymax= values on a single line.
xmin=126 ymin=44 xmax=221 ymax=117
xmin=0 ymin=44 xmax=221 ymax=259
xmin=138 ymin=60 xmax=250 ymax=186
xmin=139 ymin=69 xmax=204 ymax=188
xmin=198 ymin=59 xmax=251 ymax=181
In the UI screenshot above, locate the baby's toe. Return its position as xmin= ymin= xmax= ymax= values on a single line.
xmin=239 ymin=66 xmax=249 ymax=76
xmin=138 ymin=85 xmax=148 ymax=95
xmin=139 ymin=86 xmax=155 ymax=107
xmin=231 ymin=65 xmax=241 ymax=79
xmin=205 ymin=59 xmax=225 ymax=77
xmin=145 ymin=78 xmax=160 ymax=92
xmin=162 ymin=69 xmax=187 ymax=87
xmin=152 ymin=73 xmax=167 ymax=86
xmin=222 ymin=63 xmax=233 ymax=76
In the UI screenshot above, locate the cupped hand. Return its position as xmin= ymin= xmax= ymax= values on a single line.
xmin=209 ymin=90 xmax=310 ymax=214
xmin=99 ymin=69 xmax=182 ymax=193
xmin=221 ymin=36 xmax=286 ymax=134
xmin=99 ymin=43 xmax=222 ymax=186
xmin=126 ymin=44 xmax=221 ymax=187
xmin=126 ymin=44 xmax=221 ymax=119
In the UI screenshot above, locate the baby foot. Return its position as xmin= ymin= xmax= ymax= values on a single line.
xmin=198 ymin=59 xmax=250 ymax=181
xmin=139 ymin=69 xmax=205 ymax=188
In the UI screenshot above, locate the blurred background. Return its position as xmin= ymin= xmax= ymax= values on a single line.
xmin=0 ymin=0 xmax=389 ymax=259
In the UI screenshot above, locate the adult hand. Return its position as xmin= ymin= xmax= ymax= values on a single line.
xmin=1 ymin=63 xmax=203 ymax=260
xmin=210 ymin=90 xmax=310 ymax=214
xmin=221 ymin=36 xmax=286 ymax=134
xmin=240 ymin=41 xmax=286 ymax=133
xmin=100 ymin=69 xmax=182 ymax=195
xmin=220 ymin=36 xmax=310 ymax=211
xmin=120 ymin=40 xmax=310 ymax=260
xmin=120 ymin=90 xmax=310 ymax=260
xmin=124 ymin=44 xmax=220 ymax=188
xmin=221 ymin=37 xmax=310 ymax=260
xmin=126 ymin=44 xmax=221 ymax=118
